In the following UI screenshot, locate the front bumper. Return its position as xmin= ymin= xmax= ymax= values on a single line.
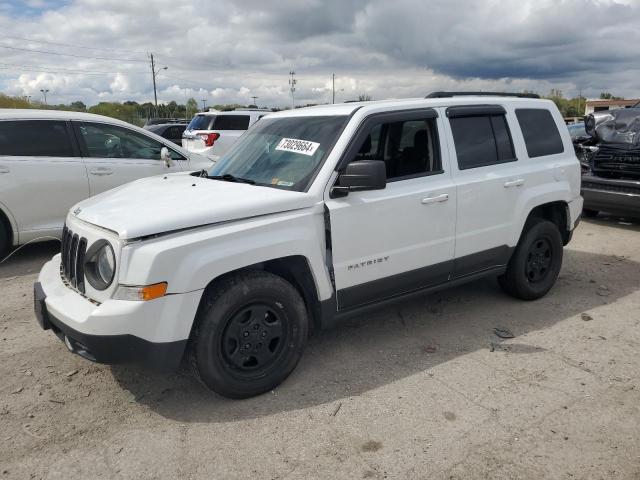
xmin=581 ymin=175 xmax=640 ymax=217
xmin=35 ymin=255 xmax=203 ymax=371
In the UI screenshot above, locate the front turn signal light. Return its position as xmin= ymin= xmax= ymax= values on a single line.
xmin=114 ymin=282 xmax=168 ymax=301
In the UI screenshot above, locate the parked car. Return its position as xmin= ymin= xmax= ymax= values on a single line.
xmin=574 ymin=108 xmax=640 ymax=218
xmin=35 ymin=93 xmax=582 ymax=398
xmin=182 ymin=109 xmax=269 ymax=160
xmin=0 ymin=109 xmax=212 ymax=256
xmin=144 ymin=123 xmax=187 ymax=145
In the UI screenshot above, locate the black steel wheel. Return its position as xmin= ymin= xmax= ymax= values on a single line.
xmin=220 ymin=303 xmax=288 ymax=377
xmin=189 ymin=270 xmax=309 ymax=399
xmin=525 ymin=238 xmax=553 ymax=284
xmin=499 ymin=219 xmax=563 ymax=300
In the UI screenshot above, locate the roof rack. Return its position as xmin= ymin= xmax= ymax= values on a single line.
xmin=426 ymin=91 xmax=540 ymax=99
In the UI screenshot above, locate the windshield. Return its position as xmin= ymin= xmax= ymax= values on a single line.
xmin=209 ymin=115 xmax=348 ymax=191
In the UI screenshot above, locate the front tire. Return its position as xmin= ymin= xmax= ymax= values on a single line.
xmin=582 ymin=208 xmax=599 ymax=218
xmin=499 ymin=219 xmax=563 ymax=300
xmin=189 ymin=271 xmax=309 ymax=399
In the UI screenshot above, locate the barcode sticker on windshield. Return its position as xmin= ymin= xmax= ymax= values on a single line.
xmin=275 ymin=138 xmax=320 ymax=156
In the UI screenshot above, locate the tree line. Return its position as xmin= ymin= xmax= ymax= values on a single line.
xmin=0 ymin=90 xmax=629 ymax=126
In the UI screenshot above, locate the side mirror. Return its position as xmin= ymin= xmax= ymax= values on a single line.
xmin=331 ymin=160 xmax=386 ymax=197
xmin=160 ymin=146 xmax=172 ymax=168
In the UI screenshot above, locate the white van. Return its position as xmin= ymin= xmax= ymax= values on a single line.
xmin=0 ymin=109 xmax=212 ymax=255
xmin=181 ymin=109 xmax=269 ymax=160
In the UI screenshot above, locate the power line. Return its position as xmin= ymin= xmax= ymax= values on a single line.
xmin=0 ymin=44 xmax=147 ymax=63
xmin=0 ymin=34 xmax=147 ymax=54
xmin=0 ymin=62 xmax=147 ymax=75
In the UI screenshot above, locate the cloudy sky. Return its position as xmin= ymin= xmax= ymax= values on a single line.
xmin=0 ymin=0 xmax=639 ymax=108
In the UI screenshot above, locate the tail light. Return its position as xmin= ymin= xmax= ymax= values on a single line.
xmin=197 ymin=132 xmax=220 ymax=147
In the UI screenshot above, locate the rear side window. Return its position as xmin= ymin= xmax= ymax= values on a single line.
xmin=516 ymin=109 xmax=564 ymax=158
xmin=214 ymin=115 xmax=250 ymax=130
xmin=450 ymin=115 xmax=515 ymax=169
xmin=0 ymin=120 xmax=75 ymax=157
xmin=187 ymin=115 xmax=213 ymax=130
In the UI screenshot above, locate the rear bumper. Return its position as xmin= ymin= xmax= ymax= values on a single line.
xmin=581 ymin=175 xmax=640 ymax=216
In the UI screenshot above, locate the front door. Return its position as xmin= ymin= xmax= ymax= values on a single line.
xmin=73 ymin=121 xmax=184 ymax=196
xmin=325 ymin=109 xmax=456 ymax=310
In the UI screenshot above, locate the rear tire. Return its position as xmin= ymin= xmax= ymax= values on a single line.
xmin=499 ymin=219 xmax=563 ymax=300
xmin=582 ymin=208 xmax=599 ymax=218
xmin=189 ymin=270 xmax=309 ymax=399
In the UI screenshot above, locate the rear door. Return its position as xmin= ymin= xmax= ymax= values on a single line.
xmin=73 ymin=121 xmax=185 ymax=196
xmin=0 ymin=119 xmax=88 ymax=237
xmin=443 ymin=105 xmax=524 ymax=276
xmin=325 ymin=109 xmax=457 ymax=310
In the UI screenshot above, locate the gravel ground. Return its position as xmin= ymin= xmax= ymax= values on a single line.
xmin=1 ymin=216 xmax=639 ymax=479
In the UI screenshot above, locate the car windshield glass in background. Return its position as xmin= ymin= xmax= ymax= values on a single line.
xmin=187 ymin=115 xmax=213 ymax=130
xmin=0 ymin=120 xmax=75 ymax=156
xmin=568 ymin=123 xmax=587 ymax=138
xmin=209 ymin=115 xmax=348 ymax=191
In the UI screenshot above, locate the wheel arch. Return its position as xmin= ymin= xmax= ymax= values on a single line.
xmin=0 ymin=202 xmax=17 ymax=248
xmin=521 ymin=200 xmax=571 ymax=245
xmin=196 ymin=255 xmax=323 ymax=331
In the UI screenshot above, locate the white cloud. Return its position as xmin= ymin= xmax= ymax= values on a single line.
xmin=0 ymin=0 xmax=639 ymax=108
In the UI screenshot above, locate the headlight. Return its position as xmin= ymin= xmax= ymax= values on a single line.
xmin=85 ymin=240 xmax=115 ymax=290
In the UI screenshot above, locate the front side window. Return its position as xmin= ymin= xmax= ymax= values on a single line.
xmin=209 ymin=115 xmax=348 ymax=191
xmin=352 ymin=118 xmax=441 ymax=180
xmin=450 ymin=115 xmax=515 ymax=169
xmin=516 ymin=108 xmax=564 ymax=158
xmin=0 ymin=120 xmax=74 ymax=157
xmin=77 ymin=122 xmax=183 ymax=160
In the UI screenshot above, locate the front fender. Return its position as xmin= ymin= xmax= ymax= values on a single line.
xmin=118 ymin=207 xmax=333 ymax=302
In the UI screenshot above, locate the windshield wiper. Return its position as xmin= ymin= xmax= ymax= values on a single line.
xmin=207 ymin=173 xmax=256 ymax=185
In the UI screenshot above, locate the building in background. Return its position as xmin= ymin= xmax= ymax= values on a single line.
xmin=584 ymin=99 xmax=640 ymax=115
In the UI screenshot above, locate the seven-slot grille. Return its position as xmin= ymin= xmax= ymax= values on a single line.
xmin=61 ymin=226 xmax=88 ymax=293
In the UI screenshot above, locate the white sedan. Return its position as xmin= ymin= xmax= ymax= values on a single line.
xmin=0 ymin=109 xmax=213 ymax=255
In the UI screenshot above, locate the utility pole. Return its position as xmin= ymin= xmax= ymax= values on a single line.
xmin=201 ymin=99 xmax=207 ymax=111
xmin=251 ymin=95 xmax=258 ymax=106
xmin=332 ymin=73 xmax=335 ymax=104
xmin=289 ymin=71 xmax=296 ymax=110
xmin=149 ymin=53 xmax=167 ymax=117
xmin=40 ymin=89 xmax=49 ymax=106
xmin=578 ymin=87 xmax=583 ymax=115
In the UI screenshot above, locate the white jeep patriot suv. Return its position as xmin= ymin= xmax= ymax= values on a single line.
xmin=34 ymin=92 xmax=583 ymax=399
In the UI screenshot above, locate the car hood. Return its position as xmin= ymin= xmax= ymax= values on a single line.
xmin=73 ymin=173 xmax=318 ymax=239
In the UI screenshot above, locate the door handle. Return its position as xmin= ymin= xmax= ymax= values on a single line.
xmin=89 ymin=168 xmax=113 ymax=176
xmin=504 ymin=179 xmax=524 ymax=188
xmin=421 ymin=193 xmax=449 ymax=205
xmin=0 ymin=166 xmax=9 ymax=174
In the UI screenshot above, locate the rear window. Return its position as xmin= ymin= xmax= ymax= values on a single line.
xmin=214 ymin=115 xmax=250 ymax=130
xmin=0 ymin=120 xmax=75 ymax=157
xmin=516 ymin=109 xmax=564 ymax=158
